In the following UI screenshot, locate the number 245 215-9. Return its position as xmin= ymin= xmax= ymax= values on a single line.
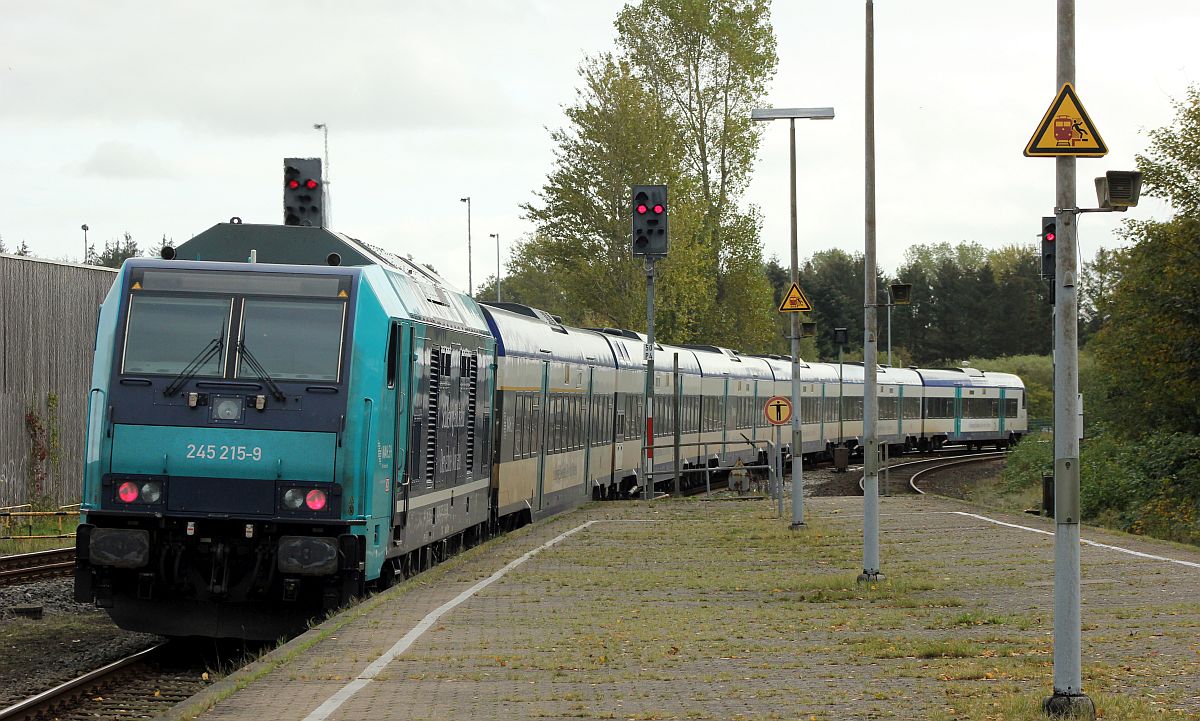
xmin=186 ymin=444 xmax=263 ymax=461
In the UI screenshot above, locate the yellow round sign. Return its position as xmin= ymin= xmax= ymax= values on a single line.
xmin=764 ymin=395 xmax=793 ymax=426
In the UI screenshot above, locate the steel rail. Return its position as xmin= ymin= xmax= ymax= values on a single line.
xmin=0 ymin=643 xmax=167 ymax=721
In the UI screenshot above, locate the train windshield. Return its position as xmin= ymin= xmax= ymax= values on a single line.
xmin=122 ymin=295 xmax=232 ymax=376
xmin=120 ymin=268 xmax=352 ymax=382
xmin=237 ymin=299 xmax=346 ymax=382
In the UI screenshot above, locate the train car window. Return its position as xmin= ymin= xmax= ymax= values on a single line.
xmin=237 ymin=298 xmax=345 ymax=381
xmin=1006 ymin=399 xmax=1018 ymax=418
xmin=122 ymin=295 xmax=232 ymax=376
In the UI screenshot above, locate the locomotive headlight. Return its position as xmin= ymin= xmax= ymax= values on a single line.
xmin=140 ymin=481 xmax=163 ymax=503
xmin=211 ymin=396 xmax=244 ymax=422
xmin=282 ymin=488 xmax=306 ymax=510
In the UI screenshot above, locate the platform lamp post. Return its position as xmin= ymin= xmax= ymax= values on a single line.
xmin=459 ymin=197 xmax=473 ymax=296
xmin=81 ymin=224 xmax=89 ymax=264
xmin=751 ymin=105 xmax=835 ymax=529
xmin=488 ymin=233 xmax=501 ymax=302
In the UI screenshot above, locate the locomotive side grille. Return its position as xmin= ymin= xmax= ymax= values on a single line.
xmin=426 ymin=347 xmax=441 ymax=485
xmin=465 ymin=353 xmax=477 ymax=479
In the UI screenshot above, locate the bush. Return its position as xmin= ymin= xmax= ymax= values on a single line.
xmin=1002 ymin=427 xmax=1200 ymax=545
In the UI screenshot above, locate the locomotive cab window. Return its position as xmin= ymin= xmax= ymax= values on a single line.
xmin=237 ymin=299 xmax=346 ymax=382
xmin=122 ymin=295 xmax=233 ymax=376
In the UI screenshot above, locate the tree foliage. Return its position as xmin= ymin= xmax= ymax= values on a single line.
xmin=515 ymin=0 xmax=778 ymax=352
xmin=95 ymin=232 xmax=141 ymax=268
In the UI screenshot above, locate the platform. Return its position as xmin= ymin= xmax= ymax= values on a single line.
xmin=164 ymin=496 xmax=1200 ymax=721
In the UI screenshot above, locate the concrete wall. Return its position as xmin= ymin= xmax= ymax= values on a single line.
xmin=0 ymin=254 xmax=116 ymax=506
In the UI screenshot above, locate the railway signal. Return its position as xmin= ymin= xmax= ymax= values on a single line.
xmin=631 ymin=185 xmax=668 ymax=257
xmin=284 ymin=157 xmax=324 ymax=227
xmin=1040 ymin=216 xmax=1057 ymax=280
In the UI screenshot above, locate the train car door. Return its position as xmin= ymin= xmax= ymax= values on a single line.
xmin=583 ymin=366 xmax=594 ymax=496
xmin=394 ymin=325 xmax=415 ymax=530
xmin=535 ymin=360 xmax=550 ymax=512
xmin=998 ymin=388 xmax=1007 ymax=435
xmin=720 ymin=376 xmax=730 ymax=457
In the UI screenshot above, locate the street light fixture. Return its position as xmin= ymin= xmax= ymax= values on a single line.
xmin=751 ymin=105 xmax=835 ymax=530
xmin=81 ymin=224 xmax=89 ymax=264
xmin=488 ymin=233 xmax=500 ymax=302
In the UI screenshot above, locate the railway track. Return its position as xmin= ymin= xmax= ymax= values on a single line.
xmin=0 ymin=548 xmax=75 ymax=587
xmin=0 ymin=641 xmax=218 ymax=721
xmin=857 ymin=451 xmax=1010 ymax=495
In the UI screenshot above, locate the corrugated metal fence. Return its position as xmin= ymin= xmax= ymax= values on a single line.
xmin=0 ymin=255 xmax=116 ymax=506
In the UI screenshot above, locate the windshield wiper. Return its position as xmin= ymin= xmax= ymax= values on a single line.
xmin=238 ymin=340 xmax=286 ymax=402
xmin=163 ymin=330 xmax=224 ymax=398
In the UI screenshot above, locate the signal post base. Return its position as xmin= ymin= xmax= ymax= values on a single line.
xmin=1042 ymin=693 xmax=1095 ymax=719
xmin=856 ymin=571 xmax=885 ymax=584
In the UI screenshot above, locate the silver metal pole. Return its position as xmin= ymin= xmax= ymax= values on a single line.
xmin=788 ymin=119 xmax=806 ymax=528
xmin=643 ymin=257 xmax=657 ymax=502
xmin=467 ymin=200 xmax=473 ymax=295
xmin=887 ymin=289 xmax=893 ymax=368
xmin=673 ymin=352 xmax=682 ymax=496
xmin=860 ymin=0 xmax=883 ymax=583
xmin=1043 ymin=0 xmax=1092 ymax=717
xmin=495 ymin=233 xmax=501 ymax=302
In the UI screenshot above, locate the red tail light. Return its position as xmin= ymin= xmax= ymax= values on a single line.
xmin=117 ymin=481 xmax=139 ymax=503
xmin=305 ymin=489 xmax=327 ymax=511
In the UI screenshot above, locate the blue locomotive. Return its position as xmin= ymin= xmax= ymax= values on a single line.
xmin=74 ymin=222 xmax=1026 ymax=639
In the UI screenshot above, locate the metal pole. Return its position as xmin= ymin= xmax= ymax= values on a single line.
xmin=887 ymin=289 xmax=893 ymax=368
xmin=1043 ymin=0 xmax=1092 ymax=717
xmin=788 ymin=119 xmax=806 ymax=528
xmin=495 ymin=233 xmax=501 ymax=302
xmin=673 ymin=353 xmax=682 ymax=496
xmin=643 ymin=257 xmax=656 ymax=502
xmin=313 ymin=123 xmax=330 ymax=227
xmin=859 ymin=0 xmax=883 ymax=583
xmin=838 ymin=346 xmax=844 ymax=446
xmin=81 ymin=224 xmax=88 ymax=263
xmin=467 ymin=200 xmax=473 ymax=295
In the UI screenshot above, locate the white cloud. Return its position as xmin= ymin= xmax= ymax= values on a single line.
xmin=77 ymin=141 xmax=176 ymax=178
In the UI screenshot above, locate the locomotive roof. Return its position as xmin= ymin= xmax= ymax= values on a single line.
xmin=167 ymin=222 xmax=490 ymax=335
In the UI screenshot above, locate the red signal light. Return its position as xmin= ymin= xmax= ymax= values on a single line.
xmin=305 ymin=179 xmax=319 ymax=190
xmin=1045 ymin=232 xmax=1055 ymax=242
xmin=636 ymin=204 xmax=648 ymax=214
xmin=653 ymin=204 xmax=664 ymax=214
xmin=287 ymin=179 xmax=300 ymax=190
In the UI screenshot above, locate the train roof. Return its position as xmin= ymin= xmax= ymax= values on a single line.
xmin=916 ymin=367 xmax=1024 ymax=389
xmin=678 ymin=344 xmax=769 ymax=379
xmin=480 ymin=303 xmax=615 ymax=366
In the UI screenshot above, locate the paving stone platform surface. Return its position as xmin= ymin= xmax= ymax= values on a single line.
xmin=163 ymin=495 xmax=1200 ymax=721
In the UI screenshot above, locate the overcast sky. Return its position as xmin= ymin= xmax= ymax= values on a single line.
xmin=3 ymin=1 xmax=1195 ymax=294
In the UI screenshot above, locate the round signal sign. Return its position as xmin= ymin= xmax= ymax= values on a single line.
xmin=764 ymin=396 xmax=793 ymax=426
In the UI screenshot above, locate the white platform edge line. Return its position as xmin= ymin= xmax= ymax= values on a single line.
xmin=950 ymin=511 xmax=1200 ymax=569
xmin=301 ymin=518 xmax=657 ymax=721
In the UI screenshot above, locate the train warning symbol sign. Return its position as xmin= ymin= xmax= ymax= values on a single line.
xmin=764 ymin=395 xmax=793 ymax=426
xmin=1024 ymin=83 xmax=1107 ymax=158
xmin=778 ymin=283 xmax=813 ymax=313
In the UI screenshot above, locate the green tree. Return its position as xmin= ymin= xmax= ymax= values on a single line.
xmin=15 ymin=240 xmax=31 ymax=256
xmin=1136 ymin=85 xmax=1200 ymax=215
xmin=0 ymin=234 xmax=7 ymax=253
xmin=97 ymin=232 xmax=140 ymax=268
xmin=615 ymin=0 xmax=779 ymax=351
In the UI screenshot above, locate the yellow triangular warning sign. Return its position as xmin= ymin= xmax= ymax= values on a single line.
xmin=778 ymin=282 xmax=812 ymax=313
xmin=1024 ymin=83 xmax=1107 ymax=158
xmin=131 ymin=281 xmax=142 ymax=290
